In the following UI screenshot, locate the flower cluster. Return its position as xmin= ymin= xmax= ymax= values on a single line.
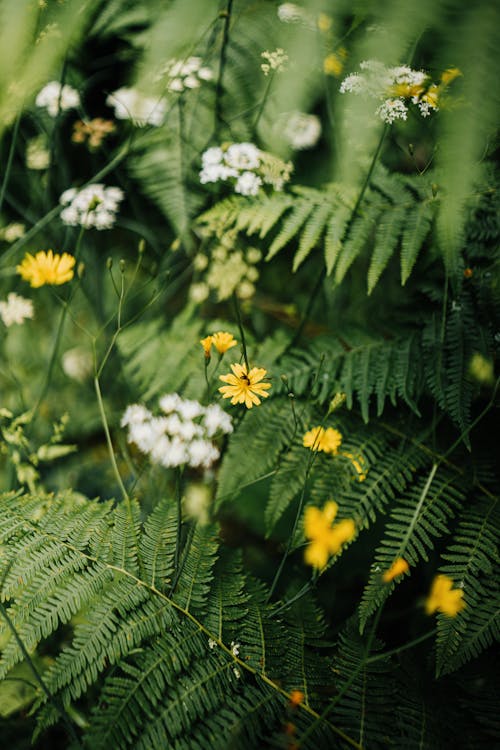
xmin=72 ymin=118 xmax=116 ymax=149
xmin=277 ymin=4 xmax=315 ymax=29
xmin=199 ymin=143 xmax=292 ymax=196
xmin=260 ymin=48 xmax=288 ymax=76
xmin=340 ymin=61 xmax=461 ymax=123
xmin=425 ymin=574 xmax=465 ymax=617
xmin=59 ymin=184 xmax=124 ymax=230
xmin=282 ymin=112 xmax=321 ymax=150
xmin=219 ymin=363 xmax=271 ymax=409
xmin=106 ymin=87 xmax=166 ymax=127
xmin=303 ymin=426 xmax=342 ymax=454
xmin=17 ymin=250 xmax=75 ymax=288
xmin=122 ymin=395 xmax=233 ymax=470
xmin=35 ymin=81 xmax=80 ymax=117
xmin=304 ymin=501 xmax=356 ymax=569
xmin=157 ymin=56 xmax=214 ymax=92
xmin=190 ymin=241 xmax=261 ymax=303
xmin=26 ymin=135 xmax=50 ymax=170
xmin=200 ymin=331 xmax=238 ymax=357
xmin=0 ymin=293 xmax=34 ymax=327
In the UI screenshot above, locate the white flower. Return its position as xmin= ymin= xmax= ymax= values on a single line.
xmin=159 ymin=393 xmax=183 ymax=414
xmin=202 ymin=147 xmax=224 ymax=166
xmin=189 ymin=282 xmax=210 ymax=303
xmin=26 ymin=135 xmax=50 ymax=170
xmin=225 ymin=143 xmax=261 ymax=170
xmin=277 ymin=3 xmax=304 ymax=23
xmin=208 ymin=638 xmax=217 ymax=649
xmin=283 ymin=112 xmax=321 ymax=149
xmin=261 ymin=48 xmax=288 ymax=76
xmin=161 ymin=56 xmax=214 ymax=93
xmin=0 ymin=293 xmax=34 ymax=327
xmin=106 ymin=87 xmax=166 ymax=127
xmin=1 ymin=223 xmax=25 ymax=242
xmin=188 ymin=440 xmax=219 ymax=468
xmin=36 ymin=81 xmax=80 ymax=117
xmin=231 ymin=641 xmax=240 ymax=657
xmin=121 ymin=404 xmax=152 ymax=427
xmin=375 ymin=98 xmax=408 ymax=123
xmin=61 ymin=347 xmax=93 ymax=382
xmin=177 ymin=399 xmax=204 ymax=420
xmin=59 ymin=184 xmax=124 ymax=230
xmin=235 ymin=171 xmax=262 ymax=196
xmin=203 ymin=405 xmax=233 ymax=437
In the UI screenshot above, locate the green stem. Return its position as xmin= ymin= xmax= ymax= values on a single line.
xmin=253 ymin=72 xmax=274 ymax=131
xmin=214 ymin=0 xmax=234 ymax=136
xmin=365 ymin=628 xmax=436 ymax=665
xmin=0 ymin=109 xmax=22 ymax=215
xmin=174 ymin=466 xmax=183 ymax=574
xmin=232 ymin=292 xmax=250 ymax=371
xmin=94 ymin=375 xmax=129 ymax=503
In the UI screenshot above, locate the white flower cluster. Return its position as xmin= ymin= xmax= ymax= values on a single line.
xmin=199 ymin=143 xmax=291 ymax=196
xmin=158 ymin=56 xmax=214 ymax=93
xmin=340 ymin=61 xmax=437 ymax=123
xmin=190 ymin=243 xmax=261 ymax=303
xmin=35 ymin=81 xmax=80 ymax=117
xmin=282 ymin=112 xmax=321 ymax=150
xmin=59 ymin=184 xmax=124 ymax=230
xmin=121 ymin=394 xmax=233 ymax=470
xmin=277 ymin=3 xmax=315 ymax=28
xmin=0 ymin=293 xmax=34 ymax=327
xmin=261 ymin=48 xmax=288 ymax=76
xmin=106 ymin=87 xmax=166 ymax=127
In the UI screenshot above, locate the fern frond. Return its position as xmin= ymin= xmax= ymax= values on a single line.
xmin=367 ymin=205 xmax=406 ymax=294
xmin=140 ymin=496 xmax=177 ymax=590
xmin=172 ymin=522 xmax=219 ymax=617
xmin=401 ymin=201 xmax=434 ymax=285
xmin=435 ymin=496 xmax=500 ymax=676
xmin=359 ymin=466 xmax=465 ymax=630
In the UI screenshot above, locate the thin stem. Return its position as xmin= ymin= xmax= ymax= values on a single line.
xmin=214 ymin=0 xmax=234 ymax=136
xmin=253 ymin=72 xmax=274 ymax=131
xmin=365 ymin=629 xmax=436 ymax=665
xmin=94 ymin=376 xmax=129 ymax=503
xmin=0 ymin=109 xmax=22 ymax=215
xmin=174 ymin=467 xmax=183 ymax=574
xmin=233 ymin=292 xmax=250 ymax=371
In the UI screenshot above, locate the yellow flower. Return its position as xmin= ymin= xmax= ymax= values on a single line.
xmin=304 ymin=501 xmax=356 ymax=570
xmin=219 ymin=363 xmax=271 ymax=408
xmin=440 ymin=67 xmax=462 ymax=85
xmin=211 ymin=331 xmax=238 ymax=354
xmin=382 ymin=558 xmax=409 ymax=582
xmin=17 ymin=250 xmax=75 ymax=288
xmin=200 ymin=335 xmax=213 ymax=358
xmin=303 ymin=426 xmax=342 ymax=455
xmin=323 ymin=49 xmax=346 ymax=77
xmin=425 ymin=574 xmax=465 ymax=617
xmin=341 ymin=451 xmax=367 ymax=481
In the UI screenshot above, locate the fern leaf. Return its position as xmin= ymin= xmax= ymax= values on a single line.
xmin=401 ymin=201 xmax=434 ymax=285
xmin=293 ymin=200 xmax=332 ymax=271
xmin=265 ymin=198 xmax=314 ymax=261
xmin=324 ymin=204 xmax=352 ymax=275
xmin=335 ymin=204 xmax=382 ymax=284
xmin=367 ymin=205 xmax=406 ymax=294
xmin=140 ymin=497 xmax=178 ymax=590
xmin=172 ymin=522 xmax=219 ymax=617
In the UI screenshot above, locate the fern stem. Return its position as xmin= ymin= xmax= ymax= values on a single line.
xmin=365 ymin=628 xmax=436 ymax=664
xmin=94 ymin=375 xmax=130 ymax=503
xmin=173 ymin=466 xmax=184 ymax=575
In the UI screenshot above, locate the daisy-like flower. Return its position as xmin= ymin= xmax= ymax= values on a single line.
xmin=219 ymin=363 xmax=271 ymax=408
xmin=425 ymin=574 xmax=465 ymax=617
xmin=212 ymin=331 xmax=238 ymax=354
xmin=17 ymin=250 xmax=75 ymax=288
xmin=200 ymin=335 xmax=213 ymax=358
xmin=382 ymin=558 xmax=409 ymax=582
xmin=303 ymin=426 xmax=342 ymax=454
xmin=0 ymin=292 xmax=34 ymax=327
xmin=304 ymin=501 xmax=356 ymax=569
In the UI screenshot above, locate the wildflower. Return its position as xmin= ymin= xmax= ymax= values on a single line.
xmin=425 ymin=574 xmax=465 ymax=617
xmin=190 ymin=282 xmax=210 ymax=303
xmin=0 ymin=293 xmax=34 ymax=327
xmin=26 ymin=135 xmax=50 ymax=170
xmin=59 ymin=184 xmax=124 ymax=230
xmin=1 ymin=222 xmax=25 ymax=242
xmin=234 ymin=171 xmax=262 ymax=196
xmin=303 ymin=426 xmax=342 ymax=455
xmin=219 ymin=363 xmax=271 ymax=408
xmin=106 ymin=87 xmax=166 ymax=127
xmin=72 ymin=118 xmax=116 ymax=149
xmin=375 ymin=98 xmax=408 ymax=124
xmin=208 ymin=638 xmax=217 ymax=649
xmin=463 ymin=268 xmax=473 ymax=279
xmin=382 ymin=558 xmax=409 ymax=582
xmin=288 ymin=690 xmax=304 ymax=707
xmin=440 ymin=67 xmax=462 ymax=85
xmin=277 ymin=3 xmax=305 ymax=23
xmin=282 ymin=112 xmax=321 ymax=150
xmin=158 ymin=56 xmax=214 ymax=93
xmin=199 ymin=142 xmax=291 ymax=195
xmin=261 ymin=48 xmax=288 ymax=76
xmin=469 ymin=353 xmax=494 ymax=386
xmin=183 ymin=483 xmax=211 ymax=525
xmin=341 ymin=451 xmax=367 ymax=481
xmin=231 ymin=641 xmax=240 ymax=657
xmin=317 ymin=13 xmax=332 ymax=33
xmin=62 ymin=347 xmax=93 ymax=382
xmin=323 ymin=50 xmax=346 ymax=77
xmin=304 ymin=501 xmax=356 ymax=569
xmin=200 ymin=335 xmax=213 ymax=357
xmin=17 ymin=250 xmax=75 ymax=288
xmin=123 ymin=394 xmax=232 ymax=470
xmin=211 ymin=331 xmax=238 ymax=354
xmin=35 ymin=81 xmax=80 ymax=116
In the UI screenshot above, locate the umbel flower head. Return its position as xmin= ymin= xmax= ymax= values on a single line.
xmin=303 ymin=426 xmax=342 ymax=454
xmin=425 ymin=574 xmax=465 ymax=618
xmin=304 ymin=501 xmax=356 ymax=569
xmin=17 ymin=250 xmax=75 ymax=288
xmin=219 ymin=363 xmax=271 ymax=408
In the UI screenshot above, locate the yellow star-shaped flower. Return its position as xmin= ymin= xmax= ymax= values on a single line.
xmin=219 ymin=363 xmax=271 ymax=408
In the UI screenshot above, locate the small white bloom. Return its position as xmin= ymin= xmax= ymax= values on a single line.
xmin=0 ymin=293 xmax=34 ymax=327
xmin=260 ymin=48 xmax=288 ymax=76
xmin=231 ymin=641 xmax=240 ymax=657
xmin=202 ymin=404 xmax=233 ymax=437
xmin=177 ymin=399 xmax=204 ymax=420
xmin=375 ymin=98 xmax=408 ymax=124
xmin=189 ymin=282 xmax=210 ymax=303
xmin=225 ymin=143 xmax=261 ymax=171
xmin=202 ymin=147 xmax=224 ymax=166
xmin=1 ymin=223 xmax=25 ymax=242
xmin=235 ymin=171 xmax=262 ymax=196
xmin=106 ymin=87 xmax=166 ymax=127
xmin=121 ymin=404 xmax=152 ymax=428
xmin=188 ymin=439 xmax=219 ymax=468
xmin=59 ymin=184 xmax=124 ymax=230
xmin=283 ymin=112 xmax=321 ymax=150
xmin=159 ymin=393 xmax=183 ymax=414
xmin=36 ymin=81 xmax=80 ymax=117
xmin=208 ymin=638 xmax=217 ymax=649
xmin=61 ymin=347 xmax=93 ymax=382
